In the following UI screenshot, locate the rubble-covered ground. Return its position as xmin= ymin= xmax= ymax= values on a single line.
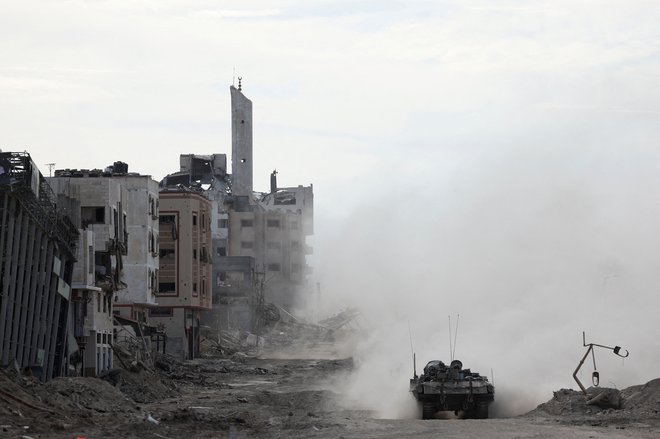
xmin=525 ymin=380 xmax=660 ymax=429
xmin=1 ymin=324 xmax=659 ymax=439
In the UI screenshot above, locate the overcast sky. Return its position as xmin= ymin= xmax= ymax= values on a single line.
xmin=3 ymin=0 xmax=660 ymax=414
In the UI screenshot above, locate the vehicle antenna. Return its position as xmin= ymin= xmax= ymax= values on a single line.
xmin=408 ymin=320 xmax=417 ymax=378
xmin=414 ymin=353 xmax=417 ymax=379
xmin=452 ymin=314 xmax=460 ymax=361
xmin=448 ymin=315 xmax=453 ymax=362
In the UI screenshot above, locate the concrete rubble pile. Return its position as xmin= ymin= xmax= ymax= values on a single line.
xmin=527 ymin=378 xmax=660 ymax=424
xmin=154 ymin=353 xmax=230 ymax=386
xmin=106 ymin=339 xmax=178 ymax=403
xmin=200 ymin=305 xmax=364 ymax=358
xmin=0 ymin=361 xmax=141 ymax=436
xmin=199 ymin=326 xmax=248 ymax=356
xmin=0 ymin=343 xmax=182 ymax=436
xmin=259 ymin=306 xmax=362 ymax=351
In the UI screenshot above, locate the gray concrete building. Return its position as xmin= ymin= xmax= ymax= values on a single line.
xmin=253 ymin=180 xmax=314 ymax=313
xmin=227 ymin=190 xmax=313 ymax=314
xmin=160 ymin=84 xmax=314 ymax=333
xmin=226 ymin=85 xmax=314 ymax=316
xmin=49 ymin=167 xmax=130 ymax=377
xmin=106 ymin=174 xmax=160 ymax=321
xmin=0 ymin=152 xmax=79 ymax=381
xmin=49 ymin=168 xmax=128 ymax=295
xmin=50 ymin=164 xmax=160 ymax=325
xmin=69 ymin=226 xmax=113 ymax=377
xmin=231 ymin=84 xmax=253 ymax=197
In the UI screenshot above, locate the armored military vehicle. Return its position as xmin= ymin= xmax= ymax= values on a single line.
xmin=410 ymin=359 xmax=495 ymax=419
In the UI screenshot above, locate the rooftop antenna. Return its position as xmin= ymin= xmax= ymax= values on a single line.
xmin=46 ymin=163 xmax=56 ymax=177
xmin=238 ymin=76 xmax=242 ymax=91
xmin=233 ymin=66 xmax=236 ymax=86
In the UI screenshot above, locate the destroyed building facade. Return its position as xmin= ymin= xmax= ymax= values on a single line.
xmin=49 ymin=163 xmax=160 ymax=375
xmin=160 ymin=84 xmax=315 ymax=333
xmin=226 ymin=85 xmax=314 ymax=314
xmin=69 ymin=223 xmax=111 ymax=377
xmin=252 ymin=180 xmax=314 ymax=312
xmin=227 ymin=193 xmax=312 ymax=312
xmin=159 ymin=154 xmax=247 ymax=332
xmin=0 ymin=152 xmax=78 ymax=381
xmin=49 ymin=167 xmax=130 ymax=376
xmin=0 ymin=82 xmax=314 ymax=378
xmin=102 ymin=173 xmax=160 ymax=322
xmin=153 ymin=188 xmax=212 ymax=359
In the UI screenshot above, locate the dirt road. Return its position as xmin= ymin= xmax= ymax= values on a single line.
xmin=5 ymin=353 xmax=656 ymax=439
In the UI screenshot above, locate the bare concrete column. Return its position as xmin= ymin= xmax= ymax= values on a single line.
xmin=0 ymin=197 xmax=19 ymax=365
xmin=9 ymin=211 xmax=30 ymax=364
xmin=44 ymin=293 xmax=61 ymax=380
xmin=28 ymin=232 xmax=49 ymax=367
xmin=34 ymin=240 xmax=54 ymax=376
xmin=19 ymin=221 xmax=38 ymax=366
xmin=230 ymin=85 xmax=253 ymax=196
xmin=0 ymin=194 xmax=11 ymax=360
xmin=42 ymin=251 xmax=60 ymax=380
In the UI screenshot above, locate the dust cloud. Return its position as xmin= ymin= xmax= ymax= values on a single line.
xmin=313 ymin=141 xmax=660 ymax=418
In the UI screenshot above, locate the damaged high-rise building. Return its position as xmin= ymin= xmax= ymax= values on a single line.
xmin=227 ymin=178 xmax=314 ymax=315
xmin=226 ymin=85 xmax=314 ymax=316
xmin=160 ymin=84 xmax=314 ymax=333
xmin=0 ymin=152 xmax=78 ymax=381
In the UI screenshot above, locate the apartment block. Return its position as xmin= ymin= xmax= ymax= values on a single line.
xmin=227 ymin=202 xmax=311 ymax=312
xmin=49 ymin=168 xmax=129 ymax=376
xmin=51 ymin=164 xmax=160 ymax=325
xmin=152 ymin=188 xmax=212 ymax=359
xmin=69 ymin=227 xmax=114 ymax=377
xmin=108 ymin=174 xmax=160 ymax=321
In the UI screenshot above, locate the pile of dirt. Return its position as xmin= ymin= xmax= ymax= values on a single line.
xmin=0 ymin=365 xmax=145 ymax=436
xmin=200 ymin=326 xmax=252 ymax=356
xmin=530 ymin=388 xmax=608 ymax=417
xmin=528 ymin=379 xmax=660 ymax=423
xmin=153 ymin=353 xmax=252 ymax=388
xmin=40 ymin=376 xmax=137 ymax=414
xmin=0 ymin=365 xmax=52 ymax=418
xmin=102 ymin=367 xmax=178 ymax=403
xmin=111 ymin=340 xmax=153 ymax=372
xmin=0 ymin=351 xmax=180 ymax=434
xmin=620 ymin=378 xmax=660 ymax=417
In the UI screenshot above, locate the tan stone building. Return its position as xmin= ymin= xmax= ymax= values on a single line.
xmin=151 ymin=188 xmax=212 ymax=359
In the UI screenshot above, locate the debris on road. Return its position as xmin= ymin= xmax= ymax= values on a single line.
xmin=527 ymin=378 xmax=660 ymax=424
